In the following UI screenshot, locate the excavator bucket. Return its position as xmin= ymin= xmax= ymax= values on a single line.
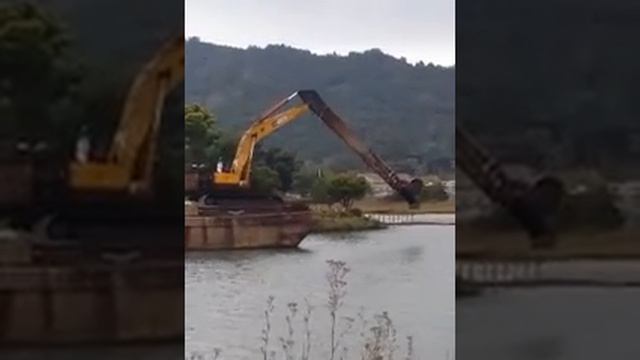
xmin=510 ymin=176 xmax=565 ymax=248
xmin=401 ymin=178 xmax=424 ymax=208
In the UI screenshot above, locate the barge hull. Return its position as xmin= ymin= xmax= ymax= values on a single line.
xmin=0 ymin=262 xmax=183 ymax=345
xmin=185 ymin=210 xmax=312 ymax=250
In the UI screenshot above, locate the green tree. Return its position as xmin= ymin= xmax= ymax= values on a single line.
xmin=326 ymin=174 xmax=370 ymax=210
xmin=185 ymin=103 xmax=220 ymax=168
xmin=293 ymin=168 xmax=319 ymax=196
xmin=254 ymin=146 xmax=300 ymax=192
xmin=0 ymin=3 xmax=81 ymax=151
xmin=250 ymin=165 xmax=281 ymax=194
xmin=218 ymin=133 xmax=238 ymax=166
xmin=248 ymin=146 xmax=300 ymax=194
xmin=310 ymin=176 xmax=332 ymax=207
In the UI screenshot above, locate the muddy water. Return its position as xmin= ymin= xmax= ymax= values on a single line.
xmin=186 ymin=225 xmax=454 ymax=359
xmin=457 ymin=287 xmax=640 ymax=360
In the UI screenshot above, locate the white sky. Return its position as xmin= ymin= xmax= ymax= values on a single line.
xmin=186 ymin=0 xmax=455 ymax=66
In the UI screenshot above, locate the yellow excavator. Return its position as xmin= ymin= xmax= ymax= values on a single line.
xmin=69 ymin=35 xmax=184 ymax=197
xmin=1 ymin=34 xmax=186 ymax=248
xmin=186 ymin=90 xmax=423 ymax=208
xmin=47 ymin=34 xmax=183 ymax=247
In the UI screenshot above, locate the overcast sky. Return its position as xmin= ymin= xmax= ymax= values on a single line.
xmin=186 ymin=0 xmax=454 ymax=66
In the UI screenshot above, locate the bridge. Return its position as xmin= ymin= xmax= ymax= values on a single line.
xmin=456 ymin=257 xmax=640 ymax=287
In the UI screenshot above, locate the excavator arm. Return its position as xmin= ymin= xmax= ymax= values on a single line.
xmin=297 ymin=90 xmax=423 ymax=207
xmin=211 ymin=90 xmax=423 ymax=207
xmin=456 ymin=125 xmax=564 ymax=247
xmin=69 ymin=35 xmax=184 ymax=195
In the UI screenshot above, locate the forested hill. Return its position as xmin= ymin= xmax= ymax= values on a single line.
xmin=185 ymin=37 xmax=454 ymax=172
xmin=457 ymin=0 xmax=640 ymax=177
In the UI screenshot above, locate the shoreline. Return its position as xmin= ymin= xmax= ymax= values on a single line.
xmin=308 ymin=198 xmax=454 ymax=233
xmin=309 ymin=205 xmax=455 ymax=233
xmin=457 ymin=224 xmax=640 ymax=260
xmin=310 ymin=211 xmax=386 ymax=233
xmin=353 ymin=198 xmax=454 ymax=215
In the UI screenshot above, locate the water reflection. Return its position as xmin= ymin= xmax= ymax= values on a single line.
xmin=186 ymin=225 xmax=454 ymax=359
xmin=457 ymin=287 xmax=640 ymax=360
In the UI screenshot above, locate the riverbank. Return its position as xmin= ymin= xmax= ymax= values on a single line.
xmin=354 ymin=198 xmax=454 ymax=214
xmin=457 ymin=224 xmax=640 ymax=259
xmin=310 ymin=209 xmax=385 ymax=233
xmin=308 ymin=198 xmax=454 ymax=233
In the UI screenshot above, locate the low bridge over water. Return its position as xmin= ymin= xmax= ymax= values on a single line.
xmin=365 ymin=213 xmax=454 ymax=226
xmin=457 ymin=257 xmax=640 ymax=287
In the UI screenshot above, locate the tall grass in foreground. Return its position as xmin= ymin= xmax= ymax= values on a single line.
xmin=188 ymin=259 xmax=414 ymax=360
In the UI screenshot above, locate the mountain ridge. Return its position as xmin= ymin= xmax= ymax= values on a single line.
xmin=185 ymin=37 xmax=454 ymax=172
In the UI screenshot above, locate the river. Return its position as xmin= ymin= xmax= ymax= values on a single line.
xmin=186 ymin=224 xmax=454 ymax=359
xmin=457 ymin=287 xmax=640 ymax=359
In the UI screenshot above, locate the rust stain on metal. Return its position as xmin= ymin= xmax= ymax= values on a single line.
xmin=185 ymin=202 xmax=312 ymax=250
xmin=0 ymin=259 xmax=183 ymax=345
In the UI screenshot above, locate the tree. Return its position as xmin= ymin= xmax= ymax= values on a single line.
xmin=310 ymin=176 xmax=332 ymax=208
xmin=254 ymin=146 xmax=300 ymax=192
xmin=0 ymin=3 xmax=81 ymax=151
xmin=326 ymin=174 xmax=370 ymax=210
xmin=185 ymin=103 xmax=220 ymax=168
xmin=293 ymin=168 xmax=318 ymax=196
xmin=250 ymin=165 xmax=281 ymax=194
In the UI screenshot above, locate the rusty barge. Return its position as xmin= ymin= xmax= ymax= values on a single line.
xmin=184 ymin=200 xmax=312 ymax=250
xmin=0 ymin=231 xmax=183 ymax=345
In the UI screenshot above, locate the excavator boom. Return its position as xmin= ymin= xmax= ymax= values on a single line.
xmin=214 ymin=101 xmax=310 ymax=186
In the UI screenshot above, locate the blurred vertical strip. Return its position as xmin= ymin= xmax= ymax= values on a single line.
xmin=0 ymin=1 xmax=184 ymax=358
xmin=457 ymin=0 xmax=640 ymax=359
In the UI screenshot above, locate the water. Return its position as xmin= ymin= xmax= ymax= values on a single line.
xmin=457 ymin=287 xmax=640 ymax=359
xmin=186 ymin=225 xmax=454 ymax=359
